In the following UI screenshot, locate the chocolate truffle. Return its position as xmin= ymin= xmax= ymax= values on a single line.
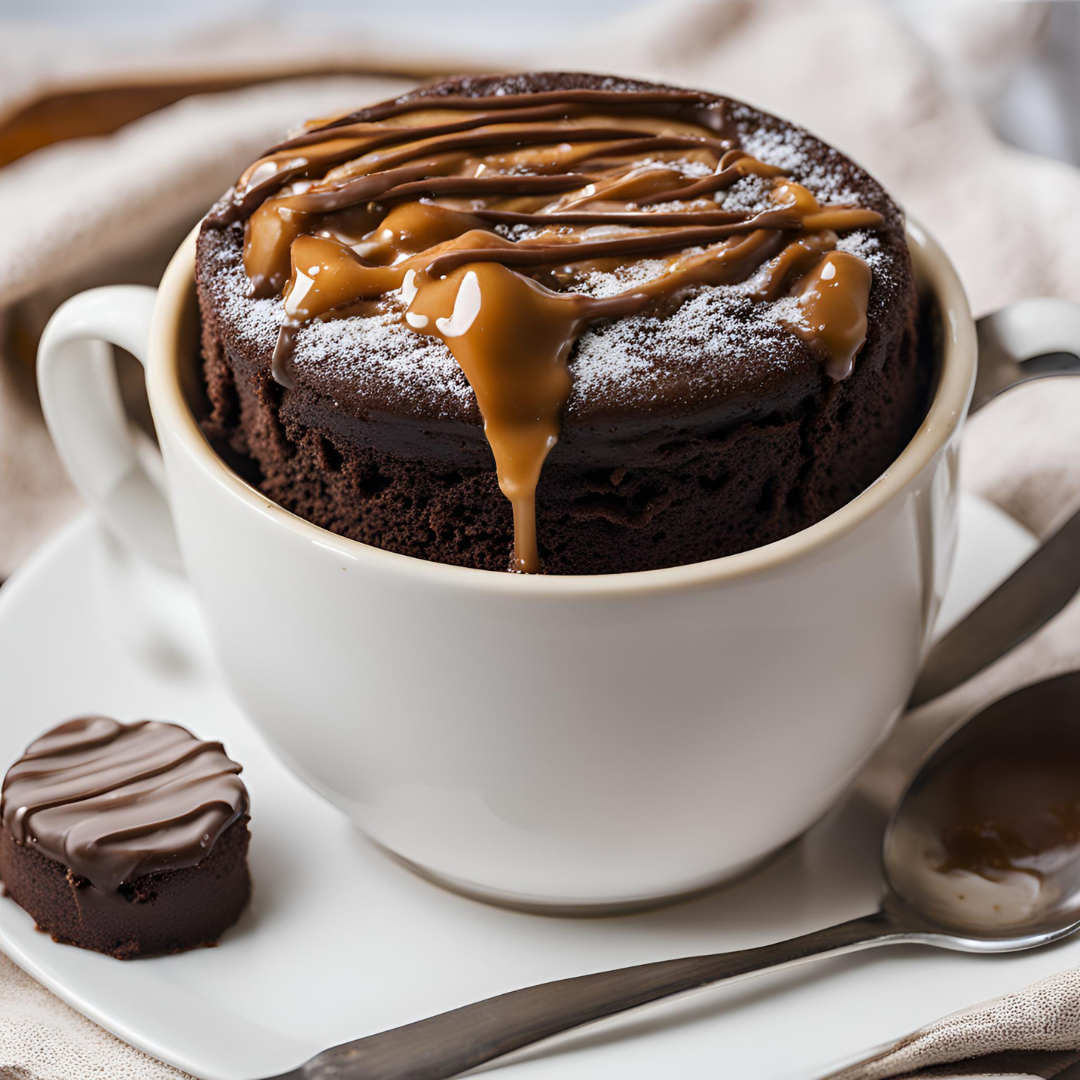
xmin=0 ymin=717 xmax=250 ymax=959
xmin=196 ymin=71 xmax=927 ymax=574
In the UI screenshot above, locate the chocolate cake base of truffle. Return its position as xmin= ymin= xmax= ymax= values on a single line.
xmin=0 ymin=817 xmax=251 ymax=960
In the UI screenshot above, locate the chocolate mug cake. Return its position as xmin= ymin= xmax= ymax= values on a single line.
xmin=196 ymin=72 xmax=925 ymax=575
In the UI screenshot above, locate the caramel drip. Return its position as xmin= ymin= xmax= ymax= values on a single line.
xmin=406 ymin=265 xmax=579 ymax=571
xmin=226 ymin=88 xmax=888 ymax=572
xmin=786 ymin=251 xmax=873 ymax=381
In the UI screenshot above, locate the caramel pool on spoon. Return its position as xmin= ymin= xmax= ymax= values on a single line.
xmin=264 ymin=671 xmax=1080 ymax=1080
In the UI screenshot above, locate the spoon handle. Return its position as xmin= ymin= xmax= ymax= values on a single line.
xmin=280 ymin=909 xmax=904 ymax=1080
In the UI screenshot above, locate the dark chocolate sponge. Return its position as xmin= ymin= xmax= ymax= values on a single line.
xmin=195 ymin=72 xmax=926 ymax=575
xmin=0 ymin=717 xmax=251 ymax=960
xmin=0 ymin=816 xmax=251 ymax=960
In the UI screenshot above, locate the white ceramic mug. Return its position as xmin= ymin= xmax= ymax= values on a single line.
xmin=38 ymin=221 xmax=975 ymax=910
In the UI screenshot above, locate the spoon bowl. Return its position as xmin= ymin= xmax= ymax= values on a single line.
xmin=884 ymin=670 xmax=1080 ymax=948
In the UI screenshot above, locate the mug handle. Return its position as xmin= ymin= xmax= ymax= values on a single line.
xmin=37 ymin=286 xmax=184 ymax=574
xmin=971 ymin=297 xmax=1080 ymax=413
xmin=909 ymin=297 xmax=1080 ymax=707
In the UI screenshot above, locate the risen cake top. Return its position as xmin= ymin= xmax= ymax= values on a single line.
xmin=200 ymin=72 xmax=910 ymax=571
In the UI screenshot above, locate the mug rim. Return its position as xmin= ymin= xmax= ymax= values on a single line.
xmin=147 ymin=218 xmax=975 ymax=597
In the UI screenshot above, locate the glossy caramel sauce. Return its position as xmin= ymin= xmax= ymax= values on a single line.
xmin=936 ymin=747 xmax=1080 ymax=883
xmin=215 ymin=89 xmax=885 ymax=572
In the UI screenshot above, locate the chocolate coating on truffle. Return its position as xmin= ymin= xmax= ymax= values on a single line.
xmin=1 ymin=717 xmax=248 ymax=892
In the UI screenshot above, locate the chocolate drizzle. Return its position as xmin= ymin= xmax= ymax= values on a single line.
xmin=0 ymin=718 xmax=248 ymax=893
xmin=220 ymin=83 xmax=886 ymax=572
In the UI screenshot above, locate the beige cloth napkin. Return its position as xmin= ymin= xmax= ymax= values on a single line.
xmin=2 ymin=1 xmax=1080 ymax=1077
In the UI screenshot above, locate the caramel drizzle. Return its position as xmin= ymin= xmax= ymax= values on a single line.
xmin=225 ymin=89 xmax=885 ymax=573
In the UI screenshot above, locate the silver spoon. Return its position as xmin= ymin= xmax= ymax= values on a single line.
xmin=266 ymin=670 xmax=1080 ymax=1080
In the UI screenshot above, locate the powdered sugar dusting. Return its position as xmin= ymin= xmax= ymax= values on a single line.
xmin=206 ymin=240 xmax=282 ymax=355
xmin=291 ymin=308 xmax=474 ymax=414
xmin=836 ymin=229 xmax=886 ymax=269
xmin=431 ymin=73 xmax=652 ymax=102
xmin=207 ymin=229 xmax=473 ymax=417
xmin=765 ymin=294 xmax=811 ymax=331
xmin=637 ymin=156 xmax=713 ymax=179
xmin=718 ymin=174 xmax=775 ymax=214
xmin=576 ymin=258 xmax=674 ymax=299
xmin=568 ymin=286 xmax=810 ymax=412
xmin=731 ymin=107 xmax=862 ymax=206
